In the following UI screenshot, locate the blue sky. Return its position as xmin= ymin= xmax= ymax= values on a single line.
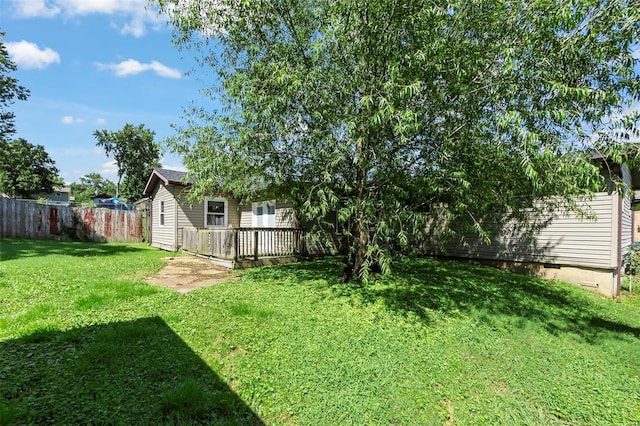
xmin=0 ymin=0 xmax=210 ymax=185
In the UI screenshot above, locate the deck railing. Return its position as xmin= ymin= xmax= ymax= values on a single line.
xmin=182 ymin=227 xmax=305 ymax=260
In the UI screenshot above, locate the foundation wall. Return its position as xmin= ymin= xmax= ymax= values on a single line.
xmin=458 ymin=258 xmax=616 ymax=298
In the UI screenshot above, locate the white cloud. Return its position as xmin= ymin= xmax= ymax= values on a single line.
xmin=61 ymin=115 xmax=84 ymax=124
xmin=59 ymin=0 xmax=145 ymax=15
xmin=148 ymin=61 xmax=182 ymax=79
xmin=5 ymin=40 xmax=61 ymax=70
xmin=120 ymin=17 xmax=147 ymax=37
xmin=96 ymin=59 xmax=182 ymax=79
xmin=11 ymin=0 xmax=165 ymax=38
xmin=100 ymin=160 xmax=119 ymax=176
xmin=61 ymin=115 xmax=106 ymax=125
xmin=160 ymin=163 xmax=187 ymax=172
xmin=11 ymin=0 xmax=60 ymax=18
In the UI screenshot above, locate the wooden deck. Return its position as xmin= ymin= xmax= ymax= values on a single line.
xmin=181 ymin=227 xmax=306 ymax=268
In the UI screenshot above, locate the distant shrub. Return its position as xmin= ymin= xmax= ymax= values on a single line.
xmin=623 ymin=245 xmax=640 ymax=275
xmin=56 ymin=225 xmax=88 ymax=242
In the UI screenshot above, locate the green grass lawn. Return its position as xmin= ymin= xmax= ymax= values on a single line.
xmin=1 ymin=238 xmax=639 ymax=425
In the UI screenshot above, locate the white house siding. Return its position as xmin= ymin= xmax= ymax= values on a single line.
xmin=175 ymin=188 xmax=202 ymax=248
xmin=150 ymin=184 xmax=177 ymax=251
xmin=240 ymin=204 xmax=252 ymax=228
xmin=620 ymin=165 xmax=633 ymax=261
xmin=239 ymin=200 xmax=297 ymax=228
xmin=431 ymin=192 xmax=616 ymax=270
xmin=228 ymin=198 xmax=241 ymax=227
xmin=276 ymin=202 xmax=298 ymax=227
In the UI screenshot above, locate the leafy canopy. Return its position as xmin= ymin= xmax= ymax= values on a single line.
xmin=69 ymin=173 xmax=117 ymax=204
xmin=0 ymin=138 xmax=61 ymax=198
xmin=94 ymin=123 xmax=161 ymax=201
xmin=158 ymin=0 xmax=640 ymax=280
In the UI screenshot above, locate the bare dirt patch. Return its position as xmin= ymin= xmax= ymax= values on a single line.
xmin=144 ymin=256 xmax=237 ymax=293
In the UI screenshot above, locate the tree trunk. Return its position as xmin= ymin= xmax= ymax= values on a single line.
xmin=342 ymin=214 xmax=369 ymax=283
xmin=343 ymin=131 xmax=370 ymax=282
xmin=352 ymin=215 xmax=369 ymax=278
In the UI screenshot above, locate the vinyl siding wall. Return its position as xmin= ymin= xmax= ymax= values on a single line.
xmin=430 ymin=192 xmax=616 ymax=270
xmin=276 ymin=202 xmax=298 ymax=227
xmin=150 ymin=184 xmax=177 ymax=251
xmin=620 ymin=165 xmax=633 ymax=260
xmin=174 ymin=189 xmax=240 ymax=247
xmin=150 ymin=184 xmax=294 ymax=250
xmin=239 ymin=200 xmax=298 ymax=228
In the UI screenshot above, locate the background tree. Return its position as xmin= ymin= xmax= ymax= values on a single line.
xmin=94 ymin=123 xmax=161 ymax=201
xmin=0 ymin=31 xmax=31 ymax=191
xmin=70 ymin=173 xmax=117 ymax=204
xmin=0 ymin=32 xmax=29 ymax=142
xmin=0 ymin=138 xmax=61 ymax=198
xmin=159 ymin=0 xmax=640 ymax=281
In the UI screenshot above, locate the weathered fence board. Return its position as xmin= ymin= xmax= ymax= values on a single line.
xmin=0 ymin=198 xmax=142 ymax=243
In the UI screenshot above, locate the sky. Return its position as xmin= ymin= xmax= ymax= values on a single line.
xmin=0 ymin=0 xmax=213 ymax=185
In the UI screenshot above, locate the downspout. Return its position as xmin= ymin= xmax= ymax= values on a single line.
xmin=616 ymin=195 xmax=623 ymax=302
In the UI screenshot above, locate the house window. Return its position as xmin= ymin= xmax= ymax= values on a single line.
xmin=159 ymin=201 xmax=165 ymax=226
xmin=205 ymin=197 xmax=228 ymax=228
xmin=252 ymin=200 xmax=276 ymax=228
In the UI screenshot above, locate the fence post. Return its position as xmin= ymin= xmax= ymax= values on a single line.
xmin=234 ymin=229 xmax=239 ymax=261
xmin=253 ymin=230 xmax=259 ymax=260
xmin=300 ymin=230 xmax=308 ymax=257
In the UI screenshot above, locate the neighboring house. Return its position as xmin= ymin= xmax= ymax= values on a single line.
xmin=424 ymin=159 xmax=639 ymax=299
xmin=34 ymin=187 xmax=74 ymax=206
xmin=142 ymin=168 xmax=304 ymax=266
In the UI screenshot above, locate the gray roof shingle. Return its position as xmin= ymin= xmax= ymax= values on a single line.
xmin=155 ymin=168 xmax=191 ymax=184
xmin=143 ymin=168 xmax=192 ymax=195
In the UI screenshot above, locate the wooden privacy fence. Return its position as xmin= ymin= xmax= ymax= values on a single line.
xmin=182 ymin=227 xmax=304 ymax=260
xmin=0 ymin=198 xmax=142 ymax=243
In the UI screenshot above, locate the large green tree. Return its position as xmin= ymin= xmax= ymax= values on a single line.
xmin=0 ymin=138 xmax=60 ymax=198
xmin=0 ymin=32 xmax=29 ymax=142
xmin=94 ymin=123 xmax=161 ymax=201
xmin=158 ymin=0 xmax=640 ymax=280
xmin=70 ymin=173 xmax=117 ymax=204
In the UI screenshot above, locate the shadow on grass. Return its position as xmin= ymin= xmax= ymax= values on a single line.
xmin=0 ymin=317 xmax=263 ymax=425
xmin=0 ymin=238 xmax=151 ymax=261
xmin=248 ymin=257 xmax=640 ymax=344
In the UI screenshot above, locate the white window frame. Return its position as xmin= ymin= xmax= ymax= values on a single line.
xmin=252 ymin=200 xmax=276 ymax=228
xmin=204 ymin=197 xmax=228 ymax=228
xmin=159 ymin=200 xmax=165 ymax=227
